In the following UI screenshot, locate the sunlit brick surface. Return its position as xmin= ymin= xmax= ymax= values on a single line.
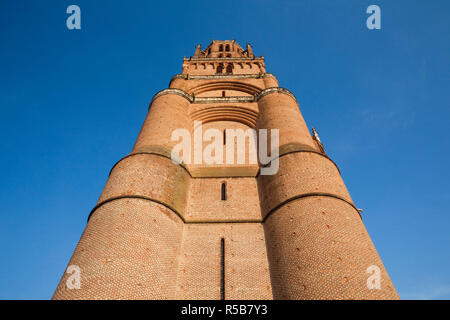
xmin=54 ymin=40 xmax=398 ymax=300
xmin=133 ymin=94 xmax=191 ymax=153
xmin=264 ymin=197 xmax=399 ymax=299
xmin=53 ymin=199 xmax=183 ymax=299
xmin=175 ymin=223 xmax=272 ymax=299
xmin=186 ymin=177 xmax=262 ymax=222
xmin=257 ymin=92 xmax=318 ymax=152
xmin=258 ymin=152 xmax=353 ymax=217
xmin=101 ymin=153 xmax=190 ymax=217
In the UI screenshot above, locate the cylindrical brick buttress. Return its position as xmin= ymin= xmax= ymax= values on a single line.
xmin=53 ymin=92 xmax=192 ymax=300
xmin=257 ymin=90 xmax=399 ymax=300
xmin=133 ymin=91 xmax=192 ymax=156
xmin=262 ymin=74 xmax=279 ymax=88
xmin=257 ymin=88 xmax=319 ymax=154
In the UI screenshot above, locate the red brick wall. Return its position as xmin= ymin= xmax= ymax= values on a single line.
xmin=54 ymin=43 xmax=398 ymax=299
xmin=186 ymin=177 xmax=261 ymax=222
xmin=264 ymin=197 xmax=399 ymax=299
xmin=176 ymin=223 xmax=272 ymax=299
xmin=53 ymin=199 xmax=183 ymax=299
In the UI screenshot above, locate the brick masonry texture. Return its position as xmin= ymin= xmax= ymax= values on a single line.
xmin=257 ymin=92 xmax=319 ymax=152
xmin=53 ymin=41 xmax=399 ymax=300
xmin=264 ymin=197 xmax=399 ymax=299
xmin=133 ymin=94 xmax=191 ymax=153
xmin=186 ymin=120 xmax=260 ymax=177
xmin=100 ymin=153 xmax=190 ymax=218
xmin=186 ymin=177 xmax=261 ymax=222
xmin=258 ymin=152 xmax=353 ymax=218
xmin=53 ymin=199 xmax=184 ymax=299
xmin=176 ymin=223 xmax=272 ymax=299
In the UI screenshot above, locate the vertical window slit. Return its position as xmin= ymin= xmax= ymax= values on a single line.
xmin=223 ymin=129 xmax=226 ymax=145
xmin=220 ymin=238 xmax=225 ymax=300
xmin=221 ymin=182 xmax=226 ymax=200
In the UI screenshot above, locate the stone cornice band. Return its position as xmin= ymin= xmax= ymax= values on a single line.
xmin=87 ymin=195 xmax=188 ymax=224
xmin=171 ymin=73 xmax=276 ymax=82
xmin=255 ymin=87 xmax=297 ymax=103
xmin=151 ymin=86 xmax=298 ymax=107
xmin=263 ymin=193 xmax=362 ymax=222
xmin=88 ymin=192 xmax=361 ymax=223
xmin=258 ymin=145 xmax=341 ymax=175
xmin=184 ymin=57 xmax=265 ymax=62
xmin=109 ymin=144 xmax=341 ymax=180
xmin=152 ymin=88 xmax=194 ymax=103
xmin=109 ymin=151 xmax=192 ymax=178
xmin=94 ymin=86 xmax=361 ymax=225
xmin=88 ymin=195 xmax=264 ymax=224
xmin=92 ymin=148 xmax=362 ymax=223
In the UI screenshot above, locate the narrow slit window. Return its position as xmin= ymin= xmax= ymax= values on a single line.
xmin=223 ymin=129 xmax=226 ymax=145
xmin=221 ymin=182 xmax=226 ymax=200
xmin=220 ymin=238 xmax=225 ymax=300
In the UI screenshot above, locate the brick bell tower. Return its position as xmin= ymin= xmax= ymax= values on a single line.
xmin=53 ymin=40 xmax=399 ymax=300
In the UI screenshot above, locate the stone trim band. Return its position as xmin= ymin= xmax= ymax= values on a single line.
xmin=109 ymin=151 xmax=191 ymax=177
xmin=151 ymin=86 xmax=298 ymax=106
xmin=194 ymin=96 xmax=255 ymax=104
xmin=87 ymin=192 xmax=362 ymax=224
xmin=263 ymin=193 xmax=362 ymax=222
xmin=258 ymin=148 xmax=341 ymax=175
xmin=171 ymin=72 xmax=276 ymax=82
xmin=87 ymin=195 xmax=186 ymax=223
xmin=184 ymin=57 xmax=265 ymax=62
xmin=110 ymin=147 xmax=339 ymax=181
xmin=110 ymin=145 xmax=340 ymax=181
xmin=152 ymin=88 xmax=194 ymax=103
xmin=87 ymin=195 xmax=261 ymax=223
xmin=255 ymin=87 xmax=297 ymax=102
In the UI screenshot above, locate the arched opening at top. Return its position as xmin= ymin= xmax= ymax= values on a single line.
xmin=226 ymin=64 xmax=233 ymax=74
xmin=216 ymin=64 xmax=223 ymax=74
xmin=219 ymin=44 xmax=224 ymax=51
xmin=225 ymin=44 xmax=230 ymax=51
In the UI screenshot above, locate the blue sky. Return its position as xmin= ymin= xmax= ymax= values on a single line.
xmin=0 ymin=0 xmax=449 ymax=299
